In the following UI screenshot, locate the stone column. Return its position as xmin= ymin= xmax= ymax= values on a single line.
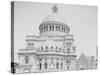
xmin=41 ymin=58 xmax=44 ymax=70
xmin=63 ymin=59 xmax=66 ymax=70
xmin=54 ymin=58 xmax=56 ymax=70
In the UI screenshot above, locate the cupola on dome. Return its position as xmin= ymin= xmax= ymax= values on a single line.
xmin=43 ymin=5 xmax=65 ymax=23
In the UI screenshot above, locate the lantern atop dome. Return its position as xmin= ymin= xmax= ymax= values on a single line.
xmin=52 ymin=5 xmax=58 ymax=13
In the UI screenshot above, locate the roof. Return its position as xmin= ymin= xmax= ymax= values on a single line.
xmin=42 ymin=5 xmax=66 ymax=24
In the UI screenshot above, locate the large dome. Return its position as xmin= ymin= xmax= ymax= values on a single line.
xmin=39 ymin=5 xmax=70 ymax=36
xmin=43 ymin=13 xmax=65 ymax=23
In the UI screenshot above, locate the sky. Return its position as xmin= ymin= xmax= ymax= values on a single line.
xmin=14 ymin=1 xmax=97 ymax=62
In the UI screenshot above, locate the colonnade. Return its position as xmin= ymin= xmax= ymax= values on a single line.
xmin=37 ymin=57 xmax=70 ymax=71
xmin=40 ymin=25 xmax=69 ymax=34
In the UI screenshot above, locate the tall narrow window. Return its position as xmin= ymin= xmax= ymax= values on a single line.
xmin=41 ymin=27 xmax=43 ymax=32
xmin=61 ymin=63 xmax=63 ymax=69
xmin=45 ymin=46 xmax=48 ymax=50
xmin=50 ymin=26 xmax=52 ymax=31
xmin=45 ymin=46 xmax=48 ymax=52
xmin=51 ymin=46 xmax=53 ymax=50
xmin=52 ymin=26 xmax=54 ymax=31
xmin=56 ymin=26 xmax=58 ymax=31
xmin=25 ymin=56 xmax=29 ymax=64
xmin=58 ymin=26 xmax=60 ymax=31
xmin=64 ymin=28 xmax=65 ymax=32
xmin=56 ymin=47 xmax=58 ymax=51
xmin=45 ymin=62 xmax=48 ymax=69
xmin=41 ymin=47 xmax=43 ymax=51
xmin=39 ymin=63 xmax=42 ymax=70
xmin=56 ymin=62 xmax=59 ymax=69
xmin=67 ymin=66 xmax=69 ymax=70
xmin=44 ymin=26 xmax=46 ymax=31
xmin=67 ymin=47 xmax=70 ymax=54
xmin=62 ymin=27 xmax=64 ymax=32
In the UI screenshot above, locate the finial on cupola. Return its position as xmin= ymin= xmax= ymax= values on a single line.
xmin=52 ymin=5 xmax=58 ymax=13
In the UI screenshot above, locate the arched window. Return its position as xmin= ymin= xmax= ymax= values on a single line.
xmin=39 ymin=63 xmax=42 ymax=70
xmin=45 ymin=62 xmax=48 ymax=69
xmin=39 ymin=58 xmax=41 ymax=61
xmin=51 ymin=46 xmax=53 ymax=50
xmin=67 ymin=66 xmax=69 ymax=70
xmin=56 ymin=62 xmax=59 ymax=69
xmin=45 ymin=46 xmax=48 ymax=50
xmin=25 ymin=56 xmax=29 ymax=64
xmin=59 ymin=48 xmax=61 ymax=52
xmin=41 ymin=47 xmax=43 ymax=51
xmin=61 ymin=63 xmax=63 ymax=69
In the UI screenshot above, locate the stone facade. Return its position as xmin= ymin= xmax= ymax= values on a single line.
xmin=17 ymin=5 xmax=77 ymax=73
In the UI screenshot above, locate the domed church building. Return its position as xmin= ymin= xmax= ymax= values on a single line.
xmin=17 ymin=5 xmax=77 ymax=73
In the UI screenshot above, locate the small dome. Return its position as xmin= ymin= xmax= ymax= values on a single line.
xmin=43 ymin=5 xmax=65 ymax=23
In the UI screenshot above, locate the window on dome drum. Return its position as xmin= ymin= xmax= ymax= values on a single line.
xmin=56 ymin=26 xmax=58 ymax=31
xmin=25 ymin=56 xmax=29 ymax=64
xmin=50 ymin=25 xmax=52 ymax=31
xmin=62 ymin=27 xmax=64 ymax=32
xmin=66 ymin=29 xmax=68 ymax=33
xmin=52 ymin=26 xmax=54 ymax=31
xmin=64 ymin=28 xmax=65 ymax=32
xmin=58 ymin=26 xmax=60 ymax=31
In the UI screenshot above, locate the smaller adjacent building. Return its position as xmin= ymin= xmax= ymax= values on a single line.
xmin=76 ymin=53 xmax=97 ymax=70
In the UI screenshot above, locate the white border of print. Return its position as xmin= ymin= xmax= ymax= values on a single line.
xmin=0 ymin=0 xmax=99 ymax=75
